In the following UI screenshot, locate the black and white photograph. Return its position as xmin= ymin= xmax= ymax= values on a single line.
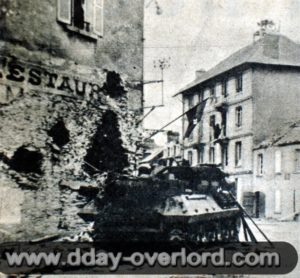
xmin=0 ymin=0 xmax=299 ymax=277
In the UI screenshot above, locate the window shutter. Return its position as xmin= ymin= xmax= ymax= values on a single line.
xmin=85 ymin=0 xmax=93 ymax=24
xmin=275 ymin=190 xmax=281 ymax=213
xmin=57 ymin=0 xmax=72 ymax=24
xmin=94 ymin=0 xmax=104 ymax=36
xmin=275 ymin=150 xmax=281 ymax=173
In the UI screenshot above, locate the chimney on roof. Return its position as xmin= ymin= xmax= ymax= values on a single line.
xmin=263 ymin=33 xmax=280 ymax=59
xmin=253 ymin=19 xmax=279 ymax=42
xmin=195 ymin=69 xmax=206 ymax=79
xmin=253 ymin=20 xmax=280 ymax=59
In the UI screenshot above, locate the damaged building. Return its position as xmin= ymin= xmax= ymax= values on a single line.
xmin=0 ymin=0 xmax=144 ymax=240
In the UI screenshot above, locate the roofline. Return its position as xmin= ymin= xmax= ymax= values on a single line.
xmin=254 ymin=141 xmax=300 ymax=150
xmin=253 ymin=121 xmax=300 ymax=150
xmin=173 ymin=62 xmax=300 ymax=97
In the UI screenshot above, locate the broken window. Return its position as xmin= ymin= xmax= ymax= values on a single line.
xmin=9 ymin=146 xmax=43 ymax=174
xmin=84 ymin=110 xmax=129 ymax=175
xmin=48 ymin=120 xmax=70 ymax=148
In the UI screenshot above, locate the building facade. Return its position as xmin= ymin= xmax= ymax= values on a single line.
xmin=176 ymin=30 xmax=300 ymax=218
xmin=253 ymin=123 xmax=300 ymax=219
xmin=0 ymin=0 xmax=144 ymax=240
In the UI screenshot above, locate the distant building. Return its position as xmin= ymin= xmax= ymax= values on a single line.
xmin=175 ymin=28 xmax=300 ymax=217
xmin=138 ymin=130 xmax=181 ymax=174
xmin=162 ymin=141 xmax=182 ymax=166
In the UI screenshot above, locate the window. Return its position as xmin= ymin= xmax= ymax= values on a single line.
xmin=222 ymin=145 xmax=228 ymax=167
xmin=257 ymin=153 xmax=263 ymax=175
xmin=235 ymin=106 xmax=243 ymax=127
xmin=209 ymin=115 xmax=216 ymax=141
xmin=275 ymin=190 xmax=281 ymax=213
xmin=188 ymin=151 xmax=193 ymax=166
xmin=57 ymin=0 xmax=104 ymax=37
xmin=209 ymin=147 xmax=215 ymax=164
xmin=275 ymin=150 xmax=282 ymax=173
xmin=210 ymin=86 xmax=216 ymax=99
xmin=198 ymin=149 xmax=204 ymax=164
xmin=221 ymin=79 xmax=228 ymax=97
xmin=209 ymin=115 xmax=216 ymax=127
xmin=236 ymin=73 xmax=243 ymax=93
xmin=296 ymin=149 xmax=300 ymax=172
xmin=199 ymin=91 xmax=204 ymax=103
xmin=187 ymin=95 xmax=194 ymax=109
xmin=235 ymin=142 xmax=242 ymax=166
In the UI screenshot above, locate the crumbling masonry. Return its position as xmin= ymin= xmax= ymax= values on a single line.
xmin=0 ymin=58 xmax=143 ymax=240
xmin=0 ymin=0 xmax=144 ymax=240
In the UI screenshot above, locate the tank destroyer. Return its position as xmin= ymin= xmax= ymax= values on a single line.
xmin=94 ymin=165 xmax=242 ymax=244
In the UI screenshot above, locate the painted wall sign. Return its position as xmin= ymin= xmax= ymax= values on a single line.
xmin=0 ymin=57 xmax=104 ymax=102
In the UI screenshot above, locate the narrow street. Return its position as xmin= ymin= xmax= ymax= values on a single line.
xmin=244 ymin=219 xmax=300 ymax=278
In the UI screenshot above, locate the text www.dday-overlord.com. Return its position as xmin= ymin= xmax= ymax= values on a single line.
xmin=5 ymin=247 xmax=280 ymax=271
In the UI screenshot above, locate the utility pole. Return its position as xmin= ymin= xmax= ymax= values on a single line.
xmin=153 ymin=57 xmax=170 ymax=106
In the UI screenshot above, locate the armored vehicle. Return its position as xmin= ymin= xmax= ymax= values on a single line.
xmin=94 ymin=165 xmax=242 ymax=244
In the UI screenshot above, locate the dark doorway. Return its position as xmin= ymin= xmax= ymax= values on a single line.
xmin=242 ymin=191 xmax=255 ymax=217
xmin=254 ymin=191 xmax=266 ymax=218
